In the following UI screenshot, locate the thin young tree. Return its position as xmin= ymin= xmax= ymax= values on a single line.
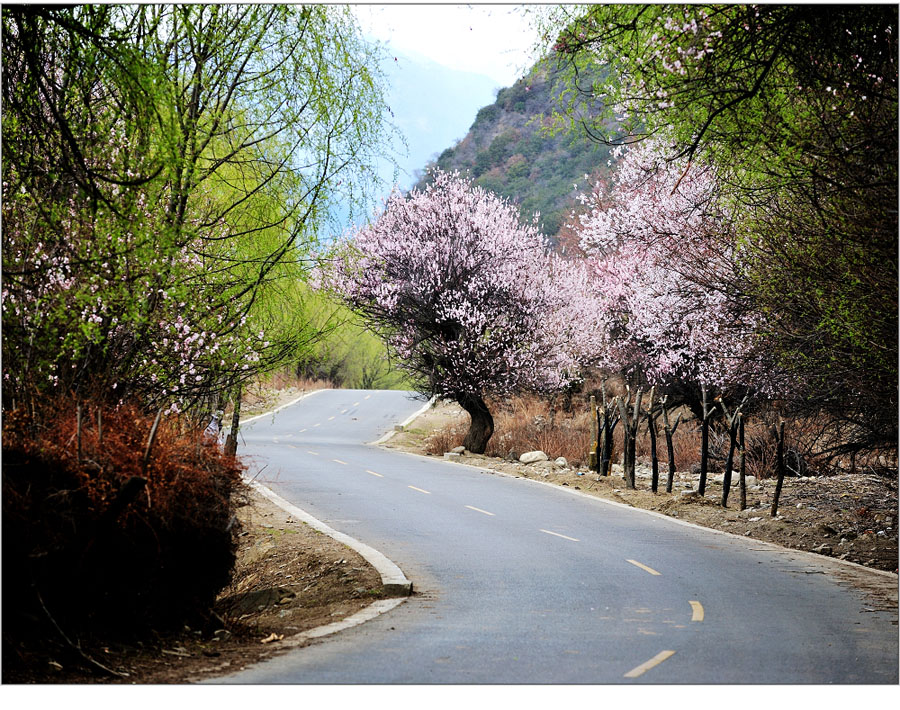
xmin=616 ymin=386 xmax=643 ymax=489
xmin=661 ymin=396 xmax=682 ymax=493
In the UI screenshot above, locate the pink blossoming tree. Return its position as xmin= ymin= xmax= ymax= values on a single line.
xmin=327 ymin=170 xmax=602 ymax=453
xmin=574 ymin=139 xmax=773 ymax=407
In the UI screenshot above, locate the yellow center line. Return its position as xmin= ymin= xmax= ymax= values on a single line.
xmin=626 ymin=559 xmax=661 ymax=576
xmin=366 ymin=470 xmax=384 ymax=478
xmin=539 ymin=529 xmax=579 ymax=542
xmin=364 ymin=395 xmax=371 ymax=400
xmin=341 ymin=410 xmax=348 ymax=414
xmin=312 ymin=423 xmax=321 ymax=427
xmin=332 ymin=459 xmax=347 ymax=465
xmin=624 ymin=650 xmax=676 ymax=679
xmin=353 ymin=402 xmax=360 ymax=407
xmin=299 ymin=428 xmax=307 ymax=433
xmin=689 ymin=600 xmax=704 ymax=622
xmin=307 ymin=451 xmax=320 ymax=456
xmin=408 ymin=485 xmax=431 ymax=495
xmin=328 ymin=416 xmax=335 ymax=421
xmin=465 ymin=505 xmax=495 ymax=516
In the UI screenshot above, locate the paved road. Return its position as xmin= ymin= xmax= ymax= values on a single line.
xmin=222 ymin=389 xmax=898 ymax=684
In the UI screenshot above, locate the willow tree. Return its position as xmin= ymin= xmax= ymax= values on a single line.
xmin=535 ymin=4 xmax=898 ymax=456
xmin=2 ymin=4 xmax=396 ymax=416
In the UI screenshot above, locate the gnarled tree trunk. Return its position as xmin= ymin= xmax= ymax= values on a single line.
xmin=458 ymin=392 xmax=494 ymax=454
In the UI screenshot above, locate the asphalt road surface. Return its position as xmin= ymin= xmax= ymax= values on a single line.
xmin=220 ymin=389 xmax=898 ymax=684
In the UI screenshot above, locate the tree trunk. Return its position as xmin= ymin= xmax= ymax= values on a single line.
xmin=661 ymin=397 xmax=681 ymax=494
xmin=698 ymin=384 xmax=711 ymax=497
xmin=771 ymin=421 xmax=786 ymax=517
xmin=224 ymin=384 xmax=242 ymax=457
xmin=738 ymin=417 xmax=747 ymax=511
xmin=600 ymin=412 xmax=617 ymax=477
xmin=721 ymin=419 xmax=738 ymax=508
xmin=459 ymin=393 xmax=494 ymax=454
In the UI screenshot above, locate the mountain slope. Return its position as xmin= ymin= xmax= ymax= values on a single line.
xmin=414 ymin=59 xmax=615 ymax=239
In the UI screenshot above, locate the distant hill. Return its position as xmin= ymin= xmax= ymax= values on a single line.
xmin=413 ymin=59 xmax=616 ymax=240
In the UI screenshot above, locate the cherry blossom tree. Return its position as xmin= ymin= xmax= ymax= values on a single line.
xmin=574 ymin=138 xmax=773 ymax=408
xmin=539 ymin=3 xmax=898 ymax=455
xmin=327 ymin=170 xmax=602 ymax=453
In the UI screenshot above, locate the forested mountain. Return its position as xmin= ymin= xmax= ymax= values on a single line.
xmin=413 ymin=59 xmax=614 ymax=240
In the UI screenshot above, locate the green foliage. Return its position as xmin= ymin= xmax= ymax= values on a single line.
xmin=2 ymin=5 xmax=396 ymax=413
xmin=294 ymin=292 xmax=411 ymax=390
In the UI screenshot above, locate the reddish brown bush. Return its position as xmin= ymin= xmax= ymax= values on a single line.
xmin=2 ymin=396 xmax=245 ymax=639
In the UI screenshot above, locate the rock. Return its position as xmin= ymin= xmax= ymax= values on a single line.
xmin=444 ymin=452 xmax=461 ymax=460
xmin=451 ymin=446 xmax=466 ymax=454
xmin=555 ymin=457 xmax=568 ymax=467
xmin=812 ymin=544 xmax=833 ymax=555
xmin=680 ymin=489 xmax=699 ymax=499
xmin=519 ymin=450 xmax=549 ymax=464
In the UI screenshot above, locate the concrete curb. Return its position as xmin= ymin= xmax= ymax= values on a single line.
xmin=244 ymin=477 xmax=413 ymax=596
xmin=230 ymin=389 xmax=414 ymax=653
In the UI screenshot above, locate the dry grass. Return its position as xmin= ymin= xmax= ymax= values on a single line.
xmin=418 ymin=389 xmax=895 ymax=482
xmin=423 ymin=393 xmax=703 ymax=471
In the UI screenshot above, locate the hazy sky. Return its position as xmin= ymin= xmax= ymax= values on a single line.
xmin=354 ymin=4 xmax=541 ymax=87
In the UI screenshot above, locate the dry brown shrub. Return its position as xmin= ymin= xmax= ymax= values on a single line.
xmin=2 ymin=395 xmax=245 ymax=638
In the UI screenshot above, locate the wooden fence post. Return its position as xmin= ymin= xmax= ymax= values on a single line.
xmin=589 ymin=395 xmax=598 ymax=471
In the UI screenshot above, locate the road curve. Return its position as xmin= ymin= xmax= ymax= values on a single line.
xmin=220 ymin=390 xmax=898 ymax=684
